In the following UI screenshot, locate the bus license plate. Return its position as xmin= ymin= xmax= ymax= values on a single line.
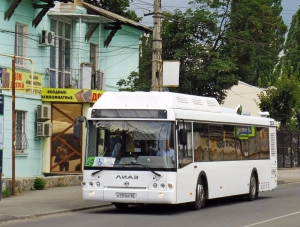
xmin=116 ymin=193 xmax=136 ymax=199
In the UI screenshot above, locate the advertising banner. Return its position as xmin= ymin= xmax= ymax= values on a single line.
xmin=41 ymin=88 xmax=104 ymax=103
xmin=3 ymin=69 xmax=42 ymax=94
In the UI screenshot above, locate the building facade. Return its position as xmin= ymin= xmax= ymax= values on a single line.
xmin=0 ymin=0 xmax=150 ymax=178
xmin=222 ymin=81 xmax=266 ymax=117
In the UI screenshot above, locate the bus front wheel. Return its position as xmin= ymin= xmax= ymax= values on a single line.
xmin=193 ymin=178 xmax=205 ymax=210
xmin=114 ymin=203 xmax=128 ymax=209
xmin=248 ymin=173 xmax=257 ymax=201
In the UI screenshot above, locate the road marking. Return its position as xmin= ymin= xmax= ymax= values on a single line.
xmin=242 ymin=211 xmax=300 ymax=227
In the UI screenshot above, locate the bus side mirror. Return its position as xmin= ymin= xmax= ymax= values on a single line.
xmin=73 ymin=116 xmax=85 ymax=139
xmin=73 ymin=123 xmax=82 ymax=139
xmin=179 ymin=129 xmax=187 ymax=145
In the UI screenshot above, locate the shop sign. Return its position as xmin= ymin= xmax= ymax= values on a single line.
xmin=41 ymin=88 xmax=104 ymax=103
xmin=5 ymin=69 xmax=42 ymax=94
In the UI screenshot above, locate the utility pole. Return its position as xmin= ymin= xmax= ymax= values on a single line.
xmin=12 ymin=56 xmax=16 ymax=196
xmin=151 ymin=0 xmax=163 ymax=91
xmin=0 ymin=53 xmax=34 ymax=196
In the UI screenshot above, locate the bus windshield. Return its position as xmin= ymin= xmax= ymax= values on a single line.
xmin=85 ymin=120 xmax=176 ymax=169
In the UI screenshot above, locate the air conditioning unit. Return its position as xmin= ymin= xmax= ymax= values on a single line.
xmin=40 ymin=30 xmax=55 ymax=46
xmin=36 ymin=122 xmax=52 ymax=137
xmin=37 ymin=105 xmax=51 ymax=121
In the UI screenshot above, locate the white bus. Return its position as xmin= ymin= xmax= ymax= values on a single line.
xmin=74 ymin=91 xmax=277 ymax=210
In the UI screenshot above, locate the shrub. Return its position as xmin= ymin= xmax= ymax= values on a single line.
xmin=34 ymin=177 xmax=46 ymax=190
xmin=2 ymin=189 xmax=11 ymax=197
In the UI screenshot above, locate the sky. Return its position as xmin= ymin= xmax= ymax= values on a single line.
xmin=131 ymin=0 xmax=300 ymax=28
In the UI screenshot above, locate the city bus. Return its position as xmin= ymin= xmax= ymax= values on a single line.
xmin=74 ymin=91 xmax=277 ymax=210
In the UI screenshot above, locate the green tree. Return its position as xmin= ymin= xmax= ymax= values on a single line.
xmin=277 ymin=9 xmax=300 ymax=80
xmin=161 ymin=6 xmax=238 ymax=103
xmin=85 ymin=0 xmax=141 ymax=22
xmin=119 ymin=1 xmax=239 ymax=103
xmin=118 ymin=0 xmax=286 ymax=103
xmin=257 ymin=75 xmax=300 ymax=130
xmin=227 ymin=0 xmax=287 ymax=87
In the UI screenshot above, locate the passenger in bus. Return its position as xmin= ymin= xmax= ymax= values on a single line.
xmin=110 ymin=129 xmax=122 ymax=152
xmin=156 ymin=140 xmax=175 ymax=161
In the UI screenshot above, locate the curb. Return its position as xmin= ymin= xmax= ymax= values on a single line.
xmin=0 ymin=203 xmax=112 ymax=224
xmin=277 ymin=180 xmax=300 ymax=185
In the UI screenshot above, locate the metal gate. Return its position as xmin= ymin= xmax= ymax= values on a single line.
xmin=277 ymin=131 xmax=300 ymax=168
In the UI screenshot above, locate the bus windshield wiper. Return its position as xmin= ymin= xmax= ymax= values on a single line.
xmin=129 ymin=163 xmax=161 ymax=177
xmin=91 ymin=168 xmax=108 ymax=176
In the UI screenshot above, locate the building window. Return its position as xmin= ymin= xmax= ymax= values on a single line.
xmin=15 ymin=23 xmax=27 ymax=66
xmin=49 ymin=20 xmax=71 ymax=88
xmin=16 ymin=111 xmax=28 ymax=153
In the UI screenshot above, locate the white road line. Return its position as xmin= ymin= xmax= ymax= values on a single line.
xmin=242 ymin=211 xmax=300 ymax=227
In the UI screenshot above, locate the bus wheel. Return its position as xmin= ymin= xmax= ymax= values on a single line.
xmin=193 ymin=178 xmax=205 ymax=210
xmin=248 ymin=173 xmax=257 ymax=201
xmin=114 ymin=203 xmax=129 ymax=209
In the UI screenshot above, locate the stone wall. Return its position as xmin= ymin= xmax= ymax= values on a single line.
xmin=2 ymin=175 xmax=83 ymax=194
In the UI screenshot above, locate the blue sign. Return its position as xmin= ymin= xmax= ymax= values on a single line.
xmin=236 ymin=126 xmax=255 ymax=138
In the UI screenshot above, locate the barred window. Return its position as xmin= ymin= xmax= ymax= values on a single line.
xmin=16 ymin=111 xmax=28 ymax=152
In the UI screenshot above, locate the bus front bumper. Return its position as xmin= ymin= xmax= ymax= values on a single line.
xmin=82 ymin=187 xmax=176 ymax=204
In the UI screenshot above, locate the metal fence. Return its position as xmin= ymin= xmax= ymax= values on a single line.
xmin=277 ymin=131 xmax=300 ymax=168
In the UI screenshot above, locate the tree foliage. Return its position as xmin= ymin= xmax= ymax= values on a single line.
xmin=117 ymin=0 xmax=287 ymax=103
xmin=85 ymin=0 xmax=141 ymax=22
xmin=276 ymin=9 xmax=300 ymax=79
xmin=227 ymin=0 xmax=287 ymax=87
xmin=257 ymin=75 xmax=300 ymax=130
xmin=161 ymin=5 xmax=238 ymax=103
xmin=258 ymin=7 xmax=300 ymax=130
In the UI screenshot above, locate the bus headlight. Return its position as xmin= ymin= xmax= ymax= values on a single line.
xmin=96 ymin=182 xmax=101 ymax=187
xmin=81 ymin=181 xmax=86 ymax=187
xmin=160 ymin=183 xmax=165 ymax=188
xmin=153 ymin=183 xmax=157 ymax=188
xmin=89 ymin=182 xmax=93 ymax=187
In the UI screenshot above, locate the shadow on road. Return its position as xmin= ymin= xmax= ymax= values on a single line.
xmin=86 ymin=195 xmax=273 ymax=215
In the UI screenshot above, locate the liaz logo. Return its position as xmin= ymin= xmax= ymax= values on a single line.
xmin=116 ymin=175 xmax=138 ymax=179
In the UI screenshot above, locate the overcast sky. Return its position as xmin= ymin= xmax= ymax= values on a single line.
xmin=131 ymin=0 xmax=300 ymax=28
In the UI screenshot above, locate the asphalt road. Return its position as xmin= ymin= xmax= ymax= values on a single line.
xmin=1 ymin=183 xmax=300 ymax=227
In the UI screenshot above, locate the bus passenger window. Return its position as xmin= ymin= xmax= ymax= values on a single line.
xmin=193 ymin=123 xmax=209 ymax=162
xmin=223 ymin=125 xmax=236 ymax=160
xmin=178 ymin=122 xmax=192 ymax=167
xmin=248 ymin=127 xmax=260 ymax=160
xmin=259 ymin=127 xmax=270 ymax=159
xmin=235 ymin=126 xmax=250 ymax=160
xmin=209 ymin=124 xmax=223 ymax=161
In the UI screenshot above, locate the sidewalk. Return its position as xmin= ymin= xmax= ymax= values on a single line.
xmin=0 ymin=168 xmax=300 ymax=223
xmin=0 ymin=186 xmax=111 ymax=223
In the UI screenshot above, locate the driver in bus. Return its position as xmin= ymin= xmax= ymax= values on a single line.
xmin=156 ymin=139 xmax=175 ymax=161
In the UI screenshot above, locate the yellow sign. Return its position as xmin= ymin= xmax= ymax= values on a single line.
xmin=4 ymin=69 xmax=42 ymax=94
xmin=42 ymin=88 xmax=104 ymax=103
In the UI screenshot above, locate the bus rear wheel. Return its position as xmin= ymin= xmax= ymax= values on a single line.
xmin=193 ymin=178 xmax=205 ymax=210
xmin=114 ymin=203 xmax=128 ymax=209
xmin=248 ymin=174 xmax=257 ymax=201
